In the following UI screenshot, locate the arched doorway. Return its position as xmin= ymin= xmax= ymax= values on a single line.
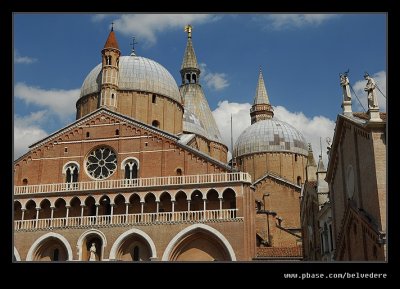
xmin=77 ymin=230 xmax=106 ymax=261
xmin=163 ymin=224 xmax=236 ymax=261
xmin=27 ymin=233 xmax=71 ymax=261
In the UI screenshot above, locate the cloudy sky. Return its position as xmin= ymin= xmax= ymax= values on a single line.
xmin=14 ymin=14 xmax=386 ymax=166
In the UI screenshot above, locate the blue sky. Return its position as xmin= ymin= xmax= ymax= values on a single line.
xmin=14 ymin=13 xmax=387 ymax=163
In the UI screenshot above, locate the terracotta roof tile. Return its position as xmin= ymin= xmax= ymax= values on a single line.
xmin=104 ymin=30 xmax=119 ymax=50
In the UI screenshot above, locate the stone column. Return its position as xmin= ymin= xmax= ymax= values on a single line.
xmin=21 ymin=208 xmax=26 ymax=221
xmin=171 ymin=200 xmax=175 ymax=221
xmin=156 ymin=201 xmax=160 ymax=221
xmin=219 ymin=197 xmax=223 ymax=219
xmin=65 ymin=205 xmax=70 ymax=227
xmin=125 ymin=202 xmax=129 ymax=224
xmin=80 ymin=205 xmax=85 ymax=225
xmin=35 ymin=207 xmax=40 ymax=228
xmin=50 ymin=206 xmax=55 ymax=227
xmin=110 ymin=204 xmax=114 ymax=224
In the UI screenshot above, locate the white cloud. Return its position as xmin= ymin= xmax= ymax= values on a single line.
xmin=351 ymin=70 xmax=386 ymax=112
xmin=14 ymin=83 xmax=80 ymax=120
xmin=262 ymin=14 xmax=338 ymax=30
xmin=14 ymin=111 xmax=48 ymax=160
xmin=212 ymin=100 xmax=251 ymax=152
xmin=91 ymin=14 xmax=112 ymax=22
xmin=14 ymin=50 xmax=37 ymax=64
xmin=212 ymin=100 xmax=335 ymax=166
xmin=274 ymin=106 xmax=335 ymax=166
xmin=112 ymin=14 xmax=219 ymax=45
xmin=199 ymin=63 xmax=229 ymax=91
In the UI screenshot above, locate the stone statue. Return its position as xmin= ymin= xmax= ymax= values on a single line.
xmin=340 ymin=73 xmax=351 ymax=101
xmin=89 ymin=243 xmax=97 ymax=261
xmin=364 ymin=73 xmax=379 ymax=109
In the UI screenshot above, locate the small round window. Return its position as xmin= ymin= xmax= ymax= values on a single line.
xmin=86 ymin=147 xmax=117 ymax=179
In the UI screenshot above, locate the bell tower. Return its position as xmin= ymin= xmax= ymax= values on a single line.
xmin=100 ymin=24 xmax=120 ymax=111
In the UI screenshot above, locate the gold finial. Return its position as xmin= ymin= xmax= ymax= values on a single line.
xmin=184 ymin=25 xmax=192 ymax=38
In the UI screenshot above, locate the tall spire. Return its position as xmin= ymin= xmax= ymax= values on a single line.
xmin=250 ymin=67 xmax=274 ymax=124
xmin=317 ymin=155 xmax=326 ymax=172
xmin=307 ymin=144 xmax=317 ymax=167
xmin=103 ymin=26 xmax=120 ymax=50
xmin=254 ymin=67 xmax=270 ymax=105
xmin=180 ymin=25 xmax=200 ymax=84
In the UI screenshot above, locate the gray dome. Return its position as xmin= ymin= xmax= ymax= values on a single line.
xmin=80 ymin=56 xmax=182 ymax=103
xmin=183 ymin=109 xmax=211 ymax=140
xmin=234 ymin=119 xmax=308 ymax=157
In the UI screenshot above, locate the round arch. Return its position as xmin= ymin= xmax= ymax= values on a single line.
xmin=77 ymin=229 xmax=107 ymax=261
xmin=120 ymin=157 xmax=140 ymax=170
xmin=26 ymin=232 xmax=73 ymax=261
xmin=14 ymin=247 xmax=21 ymax=261
xmin=162 ymin=224 xmax=236 ymax=261
xmin=62 ymin=161 xmax=80 ymax=174
xmin=109 ymin=228 xmax=157 ymax=260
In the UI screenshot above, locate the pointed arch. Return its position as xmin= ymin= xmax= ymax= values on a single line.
xmin=162 ymin=224 xmax=236 ymax=261
xmin=76 ymin=229 xmax=107 ymax=261
xmin=14 ymin=247 xmax=21 ymax=261
xmin=109 ymin=228 xmax=157 ymax=260
xmin=26 ymin=232 xmax=73 ymax=261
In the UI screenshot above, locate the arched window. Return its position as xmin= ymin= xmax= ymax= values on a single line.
xmin=133 ymin=246 xmax=139 ymax=261
xmin=152 ymin=94 xmax=156 ymax=104
xmin=122 ymin=158 xmax=139 ymax=180
xmin=116 ymin=57 xmax=119 ymax=67
xmin=86 ymin=132 xmax=90 ymax=138
xmin=64 ymin=162 xmax=79 ymax=187
xmin=176 ymin=168 xmax=183 ymax=176
xmin=297 ymin=176 xmax=302 ymax=186
xmin=115 ymin=129 xmax=119 ymax=136
xmin=22 ymin=178 xmax=28 ymax=186
xmin=295 ymin=154 xmax=298 ymax=162
xmin=106 ymin=55 xmax=112 ymax=65
xmin=186 ymin=74 xmax=191 ymax=84
xmin=152 ymin=120 xmax=160 ymax=128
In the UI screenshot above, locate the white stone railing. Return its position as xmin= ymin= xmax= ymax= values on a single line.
xmin=14 ymin=209 xmax=241 ymax=231
xmin=14 ymin=172 xmax=251 ymax=196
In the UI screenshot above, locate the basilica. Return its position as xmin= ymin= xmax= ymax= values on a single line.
xmin=13 ymin=25 xmax=385 ymax=262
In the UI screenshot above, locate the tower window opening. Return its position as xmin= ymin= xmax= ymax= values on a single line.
xmin=86 ymin=132 xmax=90 ymax=138
xmin=115 ymin=129 xmax=119 ymax=136
xmin=295 ymin=154 xmax=298 ymax=162
xmin=106 ymin=55 xmax=112 ymax=65
xmin=111 ymin=94 xmax=114 ymax=99
xmin=192 ymin=74 xmax=197 ymax=83
xmin=22 ymin=178 xmax=28 ymax=186
xmin=152 ymin=94 xmax=157 ymax=104
xmin=297 ymin=176 xmax=302 ymax=185
xmin=64 ymin=147 xmax=68 ymax=153
xmin=186 ymin=73 xmax=191 ymax=84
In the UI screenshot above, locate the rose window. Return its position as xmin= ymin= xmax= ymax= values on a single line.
xmin=86 ymin=147 xmax=117 ymax=179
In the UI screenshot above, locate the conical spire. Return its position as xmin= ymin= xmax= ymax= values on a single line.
xmin=250 ymin=67 xmax=274 ymax=124
xmin=181 ymin=25 xmax=199 ymax=71
xmin=307 ymin=143 xmax=317 ymax=167
xmin=103 ymin=26 xmax=120 ymax=50
xmin=317 ymin=155 xmax=326 ymax=172
xmin=253 ymin=67 xmax=270 ymax=105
